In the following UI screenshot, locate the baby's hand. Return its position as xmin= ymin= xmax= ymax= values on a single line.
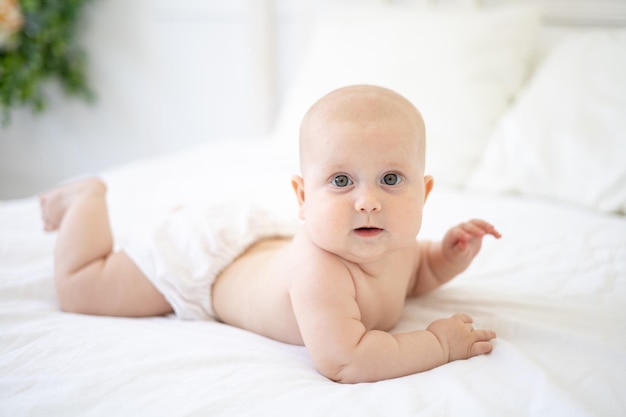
xmin=442 ymin=219 xmax=501 ymax=265
xmin=427 ymin=313 xmax=496 ymax=362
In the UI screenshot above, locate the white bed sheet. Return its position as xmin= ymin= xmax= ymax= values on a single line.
xmin=1 ymin=139 xmax=625 ymax=417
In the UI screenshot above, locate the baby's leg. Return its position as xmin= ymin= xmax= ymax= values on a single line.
xmin=40 ymin=178 xmax=173 ymax=317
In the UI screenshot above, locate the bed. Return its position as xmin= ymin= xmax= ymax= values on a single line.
xmin=1 ymin=2 xmax=625 ymax=416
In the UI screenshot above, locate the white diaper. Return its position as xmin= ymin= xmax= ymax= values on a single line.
xmin=123 ymin=204 xmax=296 ymax=320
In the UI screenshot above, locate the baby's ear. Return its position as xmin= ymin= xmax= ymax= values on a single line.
xmin=291 ymin=175 xmax=306 ymax=219
xmin=424 ymin=175 xmax=434 ymax=202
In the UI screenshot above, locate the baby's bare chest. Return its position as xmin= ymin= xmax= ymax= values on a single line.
xmin=351 ymin=267 xmax=412 ymax=331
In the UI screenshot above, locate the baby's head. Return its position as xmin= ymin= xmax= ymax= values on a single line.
xmin=298 ymin=84 xmax=427 ymax=176
xmin=292 ymin=85 xmax=433 ymax=263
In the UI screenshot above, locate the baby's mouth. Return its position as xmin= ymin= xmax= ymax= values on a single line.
xmin=354 ymin=227 xmax=383 ymax=238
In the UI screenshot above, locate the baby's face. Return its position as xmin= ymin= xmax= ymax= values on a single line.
xmin=296 ymin=109 xmax=431 ymax=263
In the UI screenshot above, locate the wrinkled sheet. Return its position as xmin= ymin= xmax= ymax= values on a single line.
xmin=1 ymin=139 xmax=625 ymax=417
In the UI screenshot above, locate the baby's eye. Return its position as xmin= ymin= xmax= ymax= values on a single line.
xmin=332 ymin=175 xmax=353 ymax=187
xmin=382 ymin=173 xmax=402 ymax=186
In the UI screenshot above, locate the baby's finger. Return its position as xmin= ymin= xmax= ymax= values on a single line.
xmin=469 ymin=219 xmax=502 ymax=238
xmin=469 ymin=340 xmax=494 ymax=357
xmin=446 ymin=226 xmax=472 ymax=245
xmin=452 ymin=313 xmax=473 ymax=324
xmin=473 ymin=329 xmax=497 ymax=341
xmin=460 ymin=221 xmax=488 ymax=237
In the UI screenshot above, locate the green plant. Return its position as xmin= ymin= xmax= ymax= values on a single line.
xmin=0 ymin=0 xmax=94 ymax=125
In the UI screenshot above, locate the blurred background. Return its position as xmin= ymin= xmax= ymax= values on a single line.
xmin=1 ymin=0 xmax=307 ymax=198
xmin=0 ymin=0 xmax=623 ymax=199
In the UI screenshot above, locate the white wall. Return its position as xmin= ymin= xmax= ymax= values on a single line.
xmin=0 ymin=0 xmax=278 ymax=198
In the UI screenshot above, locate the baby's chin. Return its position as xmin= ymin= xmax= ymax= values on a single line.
xmin=322 ymin=238 xmax=409 ymax=265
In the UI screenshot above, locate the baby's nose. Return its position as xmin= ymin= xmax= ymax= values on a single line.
xmin=354 ymin=188 xmax=382 ymax=213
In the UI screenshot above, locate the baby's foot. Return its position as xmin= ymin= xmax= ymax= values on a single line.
xmin=39 ymin=178 xmax=107 ymax=231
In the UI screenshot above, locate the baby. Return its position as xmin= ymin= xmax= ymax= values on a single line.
xmin=40 ymin=85 xmax=500 ymax=383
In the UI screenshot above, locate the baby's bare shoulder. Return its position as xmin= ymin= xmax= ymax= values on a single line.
xmin=286 ymin=239 xmax=355 ymax=290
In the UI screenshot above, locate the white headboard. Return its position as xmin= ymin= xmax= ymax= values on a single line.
xmin=480 ymin=0 xmax=626 ymax=26
xmin=373 ymin=0 xmax=626 ymax=25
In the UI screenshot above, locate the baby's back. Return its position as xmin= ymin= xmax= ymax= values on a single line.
xmin=212 ymin=237 xmax=304 ymax=344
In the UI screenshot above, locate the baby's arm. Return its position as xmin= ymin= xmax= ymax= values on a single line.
xmin=289 ymin=259 xmax=495 ymax=383
xmin=409 ymin=219 xmax=501 ymax=297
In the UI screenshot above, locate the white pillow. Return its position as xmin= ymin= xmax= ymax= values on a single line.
xmin=468 ymin=30 xmax=626 ymax=214
xmin=272 ymin=4 xmax=540 ymax=187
